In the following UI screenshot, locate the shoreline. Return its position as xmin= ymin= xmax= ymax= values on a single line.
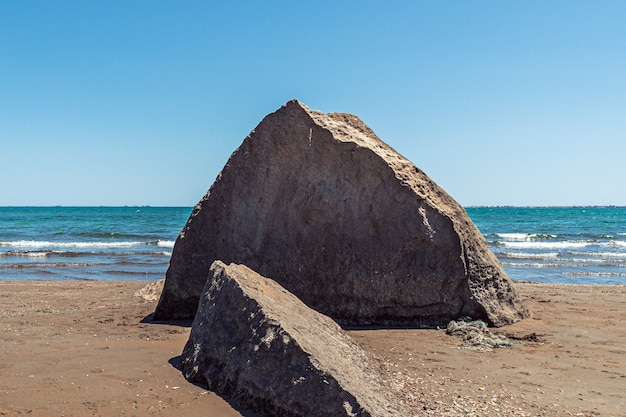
xmin=1 ymin=281 xmax=625 ymax=416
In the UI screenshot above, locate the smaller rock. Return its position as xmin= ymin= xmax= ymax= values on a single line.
xmin=180 ymin=261 xmax=404 ymax=417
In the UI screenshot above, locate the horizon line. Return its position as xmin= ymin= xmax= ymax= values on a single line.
xmin=1 ymin=205 xmax=625 ymax=209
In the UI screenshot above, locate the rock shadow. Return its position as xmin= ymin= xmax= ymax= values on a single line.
xmin=140 ymin=312 xmax=192 ymax=327
xmin=168 ymin=355 xmax=264 ymax=417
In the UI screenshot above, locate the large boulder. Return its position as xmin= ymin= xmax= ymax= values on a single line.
xmin=180 ymin=261 xmax=404 ymax=417
xmin=155 ymin=100 xmax=529 ymax=326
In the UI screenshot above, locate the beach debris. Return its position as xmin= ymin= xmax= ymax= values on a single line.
xmin=134 ymin=279 xmax=165 ymax=302
xmin=445 ymin=317 xmax=513 ymax=351
xmin=180 ymin=261 xmax=406 ymax=417
xmin=154 ymin=99 xmax=529 ymax=327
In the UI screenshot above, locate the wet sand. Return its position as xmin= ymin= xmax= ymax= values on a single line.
xmin=1 ymin=281 xmax=625 ymax=416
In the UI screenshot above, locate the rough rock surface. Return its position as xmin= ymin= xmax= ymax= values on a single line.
xmin=155 ymin=100 xmax=529 ymax=326
xmin=180 ymin=261 xmax=404 ymax=417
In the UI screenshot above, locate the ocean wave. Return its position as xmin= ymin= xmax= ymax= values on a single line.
xmin=73 ymin=231 xmax=157 ymax=240
xmin=0 ymin=240 xmax=146 ymax=249
xmin=498 ymin=241 xmax=590 ymax=249
xmin=567 ymin=258 xmax=626 ymax=265
xmin=502 ymin=261 xmax=617 ymax=269
xmin=0 ymin=249 xmax=173 ymax=258
xmin=609 ymin=240 xmax=626 ymax=247
xmin=102 ymin=270 xmax=164 ymax=276
xmin=156 ymin=240 xmax=175 ymax=248
xmin=0 ymin=250 xmax=49 ymax=258
xmin=496 ymin=233 xmax=557 ymax=240
xmin=500 ymin=253 xmax=626 ymax=266
xmin=499 ymin=252 xmax=559 ymax=260
xmin=563 ymin=271 xmax=626 ymax=277
xmin=0 ymin=262 xmax=98 ymax=269
xmin=501 ymin=262 xmax=564 ymax=268
xmin=574 ymin=251 xmax=626 ymax=259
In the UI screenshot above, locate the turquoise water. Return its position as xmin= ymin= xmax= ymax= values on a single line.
xmin=467 ymin=207 xmax=626 ymax=284
xmin=1 ymin=206 xmax=624 ymax=284
xmin=0 ymin=207 xmax=191 ymax=280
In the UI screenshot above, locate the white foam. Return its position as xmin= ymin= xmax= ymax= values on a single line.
xmin=497 ymin=233 xmax=532 ymax=240
xmin=23 ymin=251 xmax=49 ymax=258
xmin=578 ymin=251 xmax=626 ymax=259
xmin=157 ymin=240 xmax=175 ymax=248
xmin=563 ymin=271 xmax=626 ymax=277
xmin=501 ymin=252 xmax=559 ymax=260
xmin=496 ymin=233 xmax=557 ymax=241
xmin=568 ymin=257 xmax=626 ymax=264
xmin=0 ymin=240 xmax=144 ymax=249
xmin=0 ymin=250 xmax=48 ymax=258
xmin=608 ymin=240 xmax=626 ymax=248
xmin=500 ymin=241 xmax=589 ymax=249
xmin=501 ymin=262 xmax=562 ymax=268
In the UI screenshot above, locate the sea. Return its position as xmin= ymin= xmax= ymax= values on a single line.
xmin=0 ymin=206 xmax=625 ymax=285
xmin=466 ymin=206 xmax=626 ymax=285
xmin=0 ymin=207 xmax=191 ymax=281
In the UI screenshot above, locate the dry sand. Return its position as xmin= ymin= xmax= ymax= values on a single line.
xmin=1 ymin=280 xmax=625 ymax=417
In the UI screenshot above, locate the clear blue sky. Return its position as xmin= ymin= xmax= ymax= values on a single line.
xmin=2 ymin=1 xmax=625 ymax=207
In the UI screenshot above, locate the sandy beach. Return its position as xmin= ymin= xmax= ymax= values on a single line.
xmin=1 ymin=281 xmax=625 ymax=417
